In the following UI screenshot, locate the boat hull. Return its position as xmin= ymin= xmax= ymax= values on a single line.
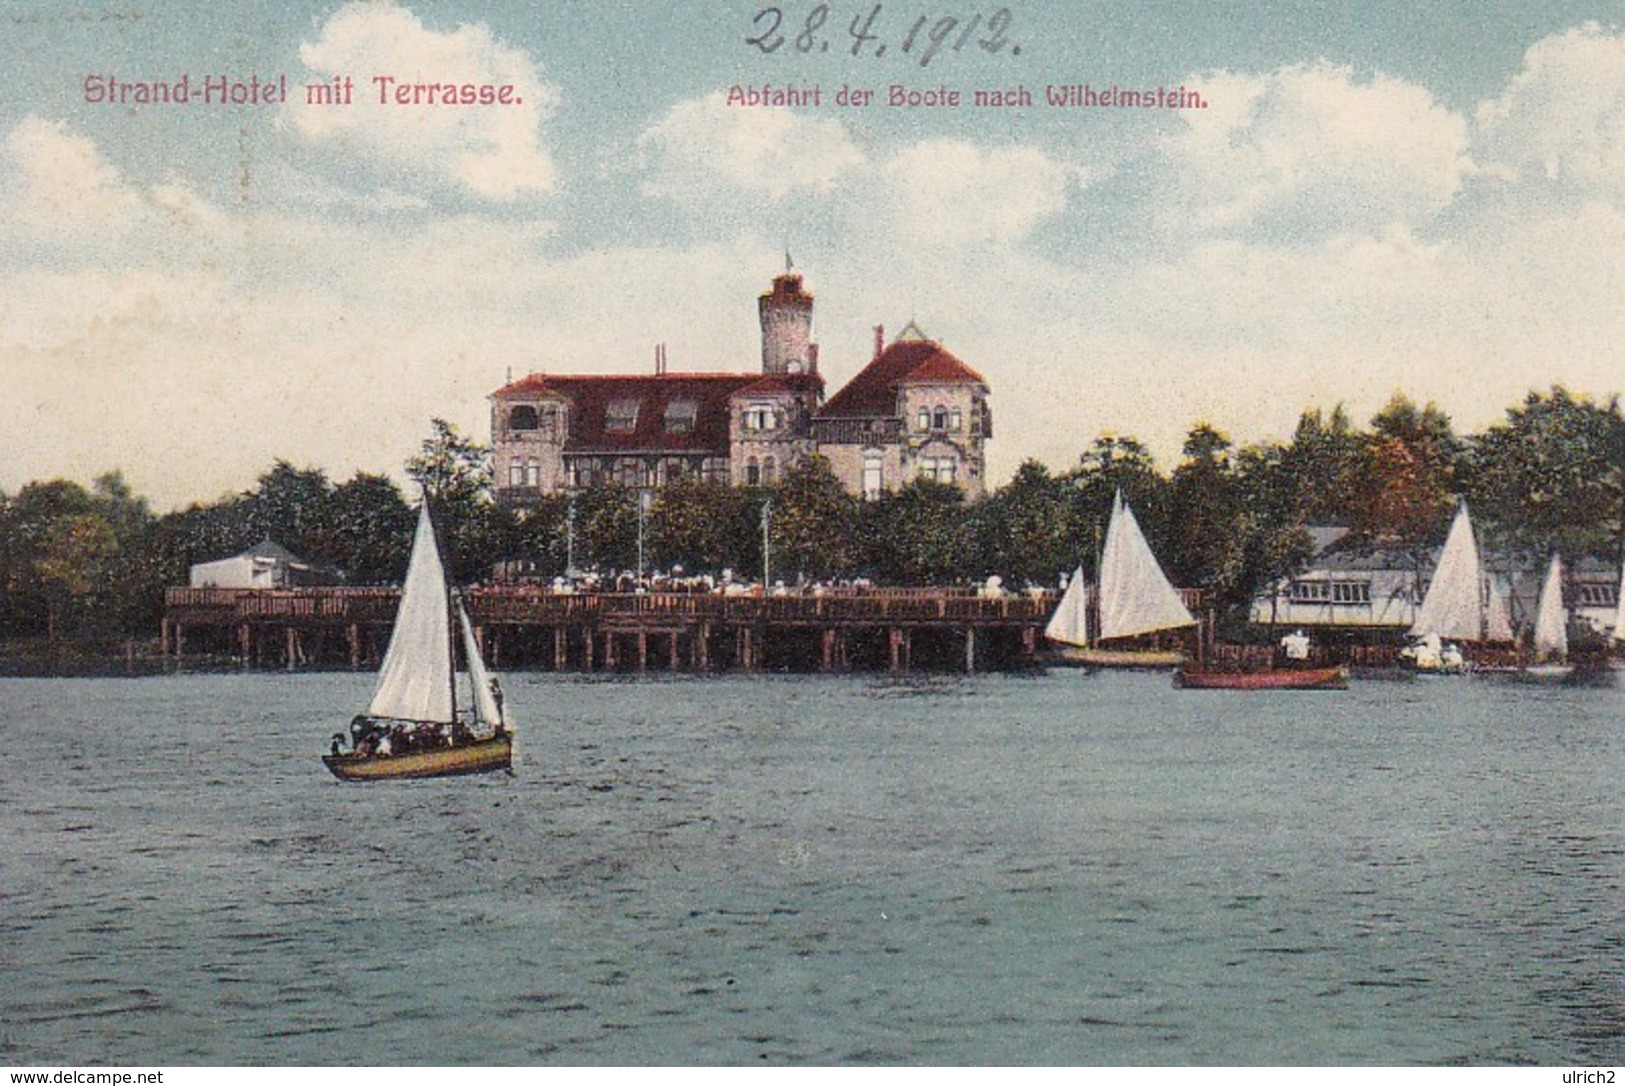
xmin=1475 ymin=663 xmax=1577 ymax=683
xmin=322 ymin=732 xmax=512 ymax=781
xmin=1048 ymin=645 xmax=1185 ymax=670
xmin=1174 ymin=665 xmax=1348 ymax=690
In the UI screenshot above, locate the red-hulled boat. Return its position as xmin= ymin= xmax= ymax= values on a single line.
xmin=1174 ymin=665 xmax=1349 ymax=690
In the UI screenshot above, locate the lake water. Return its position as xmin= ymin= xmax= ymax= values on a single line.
xmin=2 ymin=669 xmax=1622 ymax=1066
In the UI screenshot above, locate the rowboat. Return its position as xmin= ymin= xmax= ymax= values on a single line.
xmin=1174 ymin=665 xmax=1349 ymax=690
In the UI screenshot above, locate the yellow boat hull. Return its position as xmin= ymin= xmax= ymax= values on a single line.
xmin=1048 ymin=645 xmax=1186 ymax=670
xmin=322 ymin=732 xmax=512 ymax=781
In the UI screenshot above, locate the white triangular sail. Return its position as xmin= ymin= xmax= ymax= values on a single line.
xmin=368 ymin=502 xmax=455 ymax=723
xmin=1412 ymin=503 xmax=1514 ymax=644
xmin=1612 ymin=558 xmax=1625 ymax=643
xmin=457 ymin=597 xmax=503 ymax=730
xmin=1411 ymin=504 xmax=1484 ymax=641
xmin=1532 ymin=554 xmax=1567 ymax=661
xmin=1045 ymin=566 xmax=1089 ymax=647
xmin=1098 ymin=490 xmax=1195 ymax=640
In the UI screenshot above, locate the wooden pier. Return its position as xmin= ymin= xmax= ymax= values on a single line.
xmin=161 ymin=585 xmax=1057 ymax=673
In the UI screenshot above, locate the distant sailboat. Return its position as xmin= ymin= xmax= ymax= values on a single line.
xmin=1404 ymin=502 xmax=1512 ymax=672
xmin=1044 ymin=490 xmax=1194 ymax=668
xmin=1612 ymin=556 xmax=1625 ymax=666
xmin=1523 ymin=553 xmax=1573 ymax=680
xmin=1611 ymin=555 xmax=1625 ymax=663
xmin=322 ymin=501 xmax=513 ymax=781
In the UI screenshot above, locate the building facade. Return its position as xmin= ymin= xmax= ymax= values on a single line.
xmin=1249 ymin=526 xmax=1623 ymax=635
xmin=491 ymin=271 xmax=992 ymax=503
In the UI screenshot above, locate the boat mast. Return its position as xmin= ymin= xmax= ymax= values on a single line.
xmin=425 ymin=495 xmax=460 ymax=721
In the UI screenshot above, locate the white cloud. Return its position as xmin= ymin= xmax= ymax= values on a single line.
xmin=637 ymin=91 xmax=865 ymax=204
xmin=5 ymin=116 xmax=143 ymax=235
xmin=1474 ymin=22 xmax=1625 ymax=198
xmin=1153 ymin=62 xmax=1471 ymax=242
xmin=876 ymin=141 xmax=1075 ymax=246
xmin=282 ymin=1 xmax=559 ymax=202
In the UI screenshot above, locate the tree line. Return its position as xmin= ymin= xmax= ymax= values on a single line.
xmin=3 ymin=388 xmax=1623 ymax=647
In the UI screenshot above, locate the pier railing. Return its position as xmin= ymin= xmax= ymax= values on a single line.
xmin=164 ymin=585 xmax=1056 ymax=627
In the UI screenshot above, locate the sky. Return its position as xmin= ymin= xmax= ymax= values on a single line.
xmin=3 ymin=0 xmax=1625 ymax=509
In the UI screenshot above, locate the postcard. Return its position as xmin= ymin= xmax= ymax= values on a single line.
xmin=4 ymin=0 xmax=1624 ymax=1073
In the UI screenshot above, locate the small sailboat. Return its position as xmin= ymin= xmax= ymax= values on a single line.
xmin=322 ymin=501 xmax=512 ymax=781
xmin=1402 ymin=502 xmax=1512 ymax=673
xmin=1521 ymin=553 xmax=1574 ymax=681
xmin=1610 ymin=555 xmax=1625 ymax=666
xmin=1044 ymin=490 xmax=1194 ymax=668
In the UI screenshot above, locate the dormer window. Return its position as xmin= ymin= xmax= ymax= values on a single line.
xmin=744 ymin=403 xmax=777 ymax=431
xmin=606 ymin=398 xmax=640 ymax=433
xmin=664 ymin=399 xmax=698 ymax=433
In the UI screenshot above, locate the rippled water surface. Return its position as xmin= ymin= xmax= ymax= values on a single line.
xmin=3 ymin=670 xmax=1622 ymax=1065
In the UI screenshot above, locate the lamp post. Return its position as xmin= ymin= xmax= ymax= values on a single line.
xmin=761 ymin=499 xmax=772 ymax=590
xmin=637 ymin=488 xmax=652 ymax=588
xmin=565 ymin=492 xmax=577 ymax=578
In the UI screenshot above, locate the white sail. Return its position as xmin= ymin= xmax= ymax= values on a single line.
xmin=1532 ymin=554 xmax=1567 ymax=660
xmin=1612 ymin=558 xmax=1625 ymax=643
xmin=368 ymin=502 xmax=455 ymax=723
xmin=1411 ymin=504 xmax=1484 ymax=641
xmin=457 ymin=597 xmax=503 ymax=729
xmin=1411 ymin=503 xmax=1514 ymax=644
xmin=1044 ymin=566 xmax=1089 ymax=647
xmin=1098 ymin=490 xmax=1195 ymax=640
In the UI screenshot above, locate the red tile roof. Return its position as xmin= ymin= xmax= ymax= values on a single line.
xmin=817 ymin=339 xmax=987 ymax=418
xmin=491 ymin=372 xmax=820 ymax=453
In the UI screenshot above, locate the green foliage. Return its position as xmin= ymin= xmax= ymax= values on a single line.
xmin=5 ymin=385 xmax=1625 ymax=646
xmin=766 ymin=456 xmax=860 ymax=581
xmin=1465 ymin=387 xmax=1625 ymax=559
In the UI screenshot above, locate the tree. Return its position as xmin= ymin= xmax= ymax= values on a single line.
xmin=1345 ymin=395 xmax=1459 ymax=553
xmin=858 ymin=479 xmax=967 ymax=584
xmin=977 ymin=460 xmax=1077 ymax=589
xmin=1166 ymin=423 xmax=1251 ymax=610
xmin=327 ymin=473 xmax=414 ymax=584
xmin=1466 ymin=387 xmax=1625 ymax=560
xmin=405 ymin=419 xmax=508 ymax=583
xmin=1281 ymin=405 xmax=1365 ymax=525
xmin=248 ymin=461 xmax=336 ymax=562
xmin=766 ymin=456 xmax=859 ymax=581
xmin=647 ymin=478 xmax=754 ymax=576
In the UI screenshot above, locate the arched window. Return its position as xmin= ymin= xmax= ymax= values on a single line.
xmin=510 ymin=405 xmax=539 ymax=431
xmin=917 ymin=408 xmax=930 ymax=431
xmin=933 ymin=407 xmax=948 ymax=430
xmin=746 ymin=457 xmax=761 ymax=486
xmin=764 ymin=457 xmax=777 ymax=484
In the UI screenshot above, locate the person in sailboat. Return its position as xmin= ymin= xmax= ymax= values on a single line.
xmin=489 ymin=677 xmax=505 ymax=730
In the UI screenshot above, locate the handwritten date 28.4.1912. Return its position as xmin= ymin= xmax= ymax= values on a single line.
xmin=746 ymin=5 xmax=1021 ymax=66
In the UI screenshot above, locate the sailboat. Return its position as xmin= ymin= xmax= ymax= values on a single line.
xmin=1402 ymin=502 xmax=1513 ymax=673
xmin=322 ymin=501 xmax=513 ymax=781
xmin=1610 ymin=555 xmax=1625 ymax=666
xmin=1044 ymin=490 xmax=1194 ymax=668
xmin=1521 ymin=553 xmax=1574 ymax=681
